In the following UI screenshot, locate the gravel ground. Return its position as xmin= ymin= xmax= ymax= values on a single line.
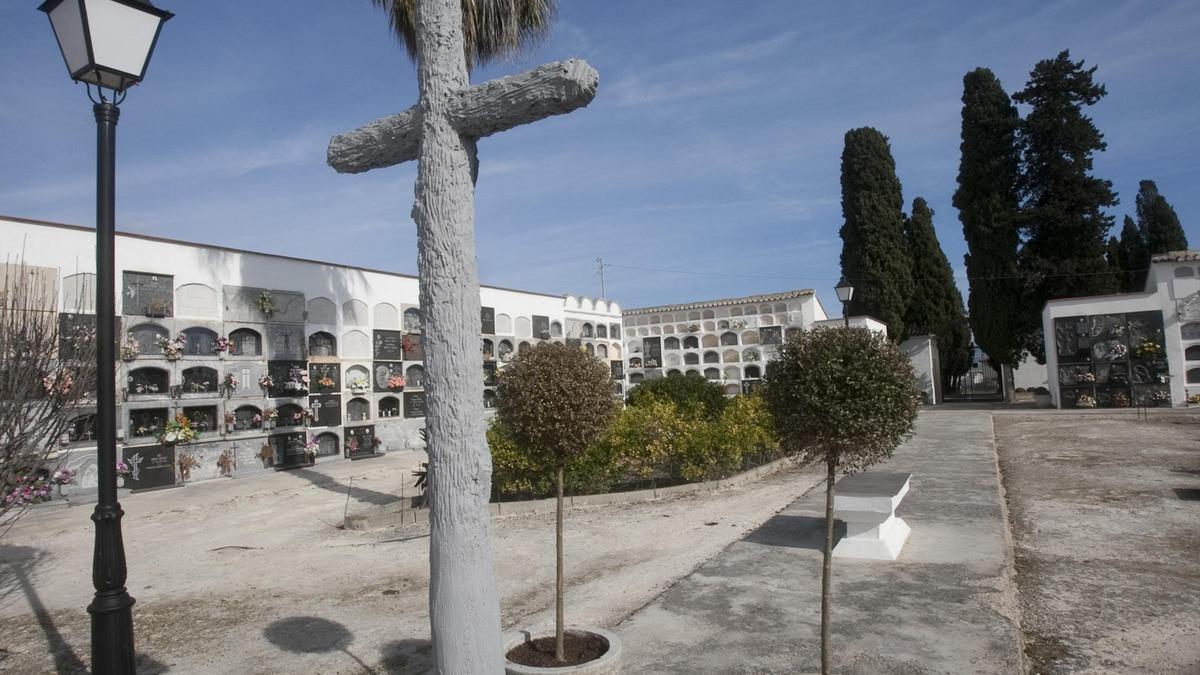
xmin=0 ymin=451 xmax=821 ymax=674
xmin=994 ymin=412 xmax=1200 ymax=674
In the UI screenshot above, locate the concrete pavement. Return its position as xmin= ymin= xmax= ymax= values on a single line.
xmin=616 ymin=409 xmax=1024 ymax=674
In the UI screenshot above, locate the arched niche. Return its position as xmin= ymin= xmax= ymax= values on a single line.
xmin=482 ymin=338 xmax=494 ymax=359
xmin=743 ymin=348 xmax=761 ymax=363
xmin=610 ymin=324 xmax=621 ymax=337
xmin=233 ymin=405 xmax=262 ymax=430
xmin=66 ymin=413 xmax=97 ymax=443
xmin=345 ymin=365 xmax=371 ymax=392
xmin=703 ymin=351 xmax=720 ymax=364
xmin=650 ymin=326 xmax=661 ymax=336
xmin=515 ymin=317 xmax=532 ymax=338
xmin=717 ymin=320 xmax=730 ymax=330
xmin=703 ymin=321 xmax=716 ymax=332
xmin=724 ymin=383 xmax=741 ymax=396
xmin=229 ymin=328 xmax=262 ymax=356
xmin=723 ymin=366 xmax=741 ymax=380
xmin=629 ymin=357 xmax=643 ymax=368
xmin=307 ymin=297 xmax=337 ymax=325
xmin=483 ymin=388 xmax=498 ymax=408
xmin=375 ymin=302 xmax=400 ymax=328
xmin=342 ymin=330 xmax=371 ymax=358
xmin=704 ymin=367 xmax=720 ymax=380
xmin=760 ymin=315 xmax=775 ymax=326
xmin=666 ymin=369 xmax=682 ymax=377
xmin=496 ymin=313 xmax=513 ymax=335
xmin=1186 ymin=345 xmax=1200 ymax=361
xmin=684 ymin=353 xmax=700 ymax=365
xmin=585 ymin=343 xmax=595 ymax=356
xmin=581 ymin=323 xmax=594 ymax=338
xmin=518 ymin=341 xmax=531 ymax=354
xmin=722 ymin=349 xmax=740 ymax=363
xmin=665 ymin=353 xmax=681 ymax=366
xmin=664 ymin=337 xmax=681 ymax=350
xmin=277 ymin=403 xmax=306 ymax=428
xmin=596 ymin=344 xmax=608 ymax=359
xmin=701 ymin=334 xmax=719 ymax=348
xmin=551 ymin=321 xmax=563 ymax=337
xmin=688 ymin=311 xmax=701 ymax=321
xmin=701 ymin=310 xmax=715 ymax=320
xmin=315 ymin=432 xmax=340 ymax=457
xmin=175 ymin=283 xmax=217 ymax=318
xmin=662 ymin=325 xmax=675 ymax=335
xmin=308 ymin=331 xmax=337 ymax=357
xmin=744 ymin=365 xmax=762 ymax=379
xmin=181 ymin=366 xmax=218 ymax=393
xmin=181 ymin=326 xmax=218 ymax=355
xmin=629 ymin=373 xmax=644 ymax=384
xmin=596 ymin=324 xmax=608 ymax=338
xmin=1182 ymin=323 xmax=1200 ymax=340
xmin=379 ymin=396 xmax=400 ymax=418
xmin=343 ymin=299 xmax=368 ymax=326
xmin=498 ymin=340 xmax=514 ymax=359
xmin=405 ymin=364 xmax=425 ymax=387
xmin=347 ymin=397 xmax=371 ymax=422
xmin=127 ymin=367 xmax=168 ymax=395
xmin=403 ymin=307 xmax=423 ymax=332
xmin=637 ymin=328 xmax=649 ymax=337
xmin=720 ymin=332 xmax=739 ymax=346
xmin=683 ymin=336 xmax=700 ymax=349
xmin=741 ymin=330 xmax=760 ymax=345
xmin=62 ymin=273 xmax=96 ymax=313
xmin=128 ymin=323 xmax=167 ymax=354
xmin=1188 ymin=368 xmax=1200 ymax=384
xmin=730 ymin=307 xmax=743 ymax=317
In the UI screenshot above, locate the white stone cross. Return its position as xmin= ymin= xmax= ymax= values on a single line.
xmin=327 ymin=58 xmax=598 ymax=174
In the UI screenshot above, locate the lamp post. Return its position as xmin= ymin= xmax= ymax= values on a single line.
xmin=834 ymin=276 xmax=854 ymax=329
xmin=39 ymin=1 xmax=172 ymax=672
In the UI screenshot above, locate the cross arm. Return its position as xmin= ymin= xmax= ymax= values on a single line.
xmin=327 ymin=58 xmax=599 ymax=174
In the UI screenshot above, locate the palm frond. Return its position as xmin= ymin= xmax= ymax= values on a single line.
xmin=371 ymin=0 xmax=555 ymax=70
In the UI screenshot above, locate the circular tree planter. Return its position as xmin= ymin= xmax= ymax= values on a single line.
xmin=1033 ymin=391 xmax=1053 ymax=408
xmin=503 ymin=627 xmax=621 ymax=674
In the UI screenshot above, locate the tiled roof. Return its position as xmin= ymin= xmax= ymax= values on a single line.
xmin=1151 ymin=250 xmax=1200 ymax=262
xmin=623 ymin=289 xmax=815 ymax=316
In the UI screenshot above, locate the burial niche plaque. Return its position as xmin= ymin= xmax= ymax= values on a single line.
xmin=374 ymin=361 xmax=405 ymax=392
xmin=481 ymin=306 xmax=495 ymax=335
xmin=374 ymin=329 xmax=405 ymax=360
xmin=271 ymin=432 xmax=310 ymax=470
xmin=309 ymin=363 xmax=341 ymax=394
xmin=308 ymin=394 xmax=342 ymax=428
xmin=760 ymin=326 xmax=783 ymax=345
xmin=345 ymin=425 xmax=377 ymax=459
xmin=532 ymin=315 xmax=551 ymax=339
xmin=404 ymin=391 xmax=427 ymax=418
xmin=122 ymin=444 xmax=177 ymax=491
xmin=122 ymin=272 xmax=173 ymax=317
xmin=267 ymin=323 xmax=306 ymax=361
xmin=403 ymin=333 xmax=424 ymax=361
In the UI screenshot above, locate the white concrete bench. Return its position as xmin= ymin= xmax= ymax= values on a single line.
xmin=832 ymin=471 xmax=911 ymax=561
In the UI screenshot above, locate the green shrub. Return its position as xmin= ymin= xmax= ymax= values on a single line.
xmin=626 ymin=373 xmax=728 ymax=420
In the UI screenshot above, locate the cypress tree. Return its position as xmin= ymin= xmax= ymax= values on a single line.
xmin=1136 ymin=179 xmax=1189 ymax=254
xmin=953 ymin=68 xmax=1025 ymax=370
xmin=902 ymin=198 xmax=971 ymax=387
xmin=839 ymin=127 xmax=912 ymax=339
xmin=1014 ymin=51 xmax=1118 ymax=360
xmin=1116 ymin=215 xmax=1148 ymax=291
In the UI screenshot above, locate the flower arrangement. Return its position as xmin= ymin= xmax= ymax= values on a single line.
xmin=217 ymin=449 xmax=236 ymax=477
xmin=187 ymin=377 xmax=211 ymax=393
xmin=52 ymin=468 xmax=76 ymax=485
xmin=213 ymin=336 xmax=230 ymax=355
xmin=1075 ymin=393 xmax=1097 ymax=409
xmin=1189 ymin=394 xmax=1200 ymax=405
xmin=1135 ymin=340 xmax=1163 ymax=358
xmin=348 ymin=377 xmax=369 ymax=393
xmin=258 ymin=374 xmax=274 ymax=390
xmin=402 ymin=334 xmax=416 ymax=353
xmin=283 ymin=371 xmax=309 ymax=393
xmin=500 ymin=351 xmax=514 ymax=362
xmin=223 ymin=412 xmax=236 ymax=427
xmin=264 ymin=407 xmax=278 ymax=422
xmin=304 ymin=436 xmax=320 ymax=461
xmin=1077 ymin=371 xmax=1096 ymax=384
xmin=42 ymin=369 xmax=73 ymax=397
xmin=132 ymin=382 xmax=160 ymax=394
xmin=160 ymin=414 xmax=198 ymax=445
xmin=291 ymin=411 xmax=304 ymax=423
xmin=1152 ymin=389 xmax=1171 ymax=403
xmin=316 ymin=375 xmax=336 ymax=390
xmin=346 ymin=437 xmax=359 ymax=454
xmin=178 ymin=452 xmax=200 ymax=481
xmin=116 ymin=460 xmax=131 ymax=477
xmin=1110 ymin=391 xmax=1131 ymax=408
xmin=4 ymin=475 xmax=52 ymax=508
xmin=687 ymin=324 xmax=700 ymax=333
xmin=120 ymin=336 xmax=140 ymax=361
xmin=387 ymin=374 xmax=406 ymax=390
xmin=730 ymin=320 xmax=747 ymax=330
xmin=252 ymin=413 xmax=263 ymax=427
xmin=224 ymin=373 xmax=239 ymax=394
xmin=645 ymin=358 xmax=659 ymax=368
xmin=256 ymin=290 xmax=274 ymax=317
xmin=258 ymin=442 xmax=274 ymax=463
xmin=1101 ymin=343 xmax=1128 ymax=360
xmin=744 ymin=351 xmax=760 ymax=362
xmin=156 ymin=334 xmax=186 ymax=360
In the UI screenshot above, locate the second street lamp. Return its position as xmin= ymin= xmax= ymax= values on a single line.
xmin=834 ymin=276 xmax=854 ymax=329
xmin=39 ymin=1 xmax=173 ymax=672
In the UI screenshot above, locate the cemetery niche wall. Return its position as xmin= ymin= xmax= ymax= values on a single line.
xmin=1053 ymin=311 xmax=1170 ymax=408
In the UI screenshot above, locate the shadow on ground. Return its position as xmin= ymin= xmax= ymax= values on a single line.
xmin=264 ymin=615 xmax=433 ymax=674
xmin=285 ymin=468 xmax=400 ymax=507
xmin=742 ymin=514 xmax=845 ymax=551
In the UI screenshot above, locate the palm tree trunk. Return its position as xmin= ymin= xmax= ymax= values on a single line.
xmin=555 ymin=462 xmax=565 ymax=662
xmin=414 ymin=0 xmax=502 ymax=671
xmin=821 ymin=454 xmax=837 ymax=675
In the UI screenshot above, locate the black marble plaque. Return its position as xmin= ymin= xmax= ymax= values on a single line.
xmin=483 ymin=362 xmax=497 ymax=387
xmin=123 ymin=444 xmax=176 ymax=491
xmin=403 ymin=333 xmax=424 ymax=361
xmin=532 ymin=315 xmax=550 ymax=339
xmin=611 ymin=360 xmax=624 ymax=380
xmin=272 ymin=432 xmax=310 ymax=469
xmin=268 ymin=360 xmax=309 ymax=398
xmin=345 ymin=425 xmax=377 ymax=458
xmin=481 ymin=306 xmax=495 ymax=335
xmin=642 ymin=337 xmax=662 ymax=367
xmin=374 ymin=361 xmax=405 ymax=392
xmin=404 ymin=391 xmax=427 ymax=418
xmin=122 ymin=271 xmax=173 ymax=317
xmin=308 ymin=394 xmax=342 ymax=428
xmin=374 ymin=330 xmax=404 ymax=360
xmin=760 ymin=326 xmax=783 ymax=345
xmin=309 ymin=363 xmax=341 ymax=393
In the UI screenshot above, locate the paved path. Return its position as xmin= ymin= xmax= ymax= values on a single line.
xmin=617 ymin=410 xmax=1024 ymax=674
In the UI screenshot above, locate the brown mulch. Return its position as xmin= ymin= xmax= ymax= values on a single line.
xmin=506 ymin=631 xmax=608 ymax=668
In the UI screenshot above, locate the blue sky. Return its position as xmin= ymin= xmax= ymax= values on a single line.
xmin=2 ymin=1 xmax=1198 ymax=312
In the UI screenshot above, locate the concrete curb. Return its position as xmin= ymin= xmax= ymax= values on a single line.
xmin=345 ymin=455 xmax=795 ymax=530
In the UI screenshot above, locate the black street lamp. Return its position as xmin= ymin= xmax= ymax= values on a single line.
xmin=834 ymin=276 xmax=854 ymax=329
xmin=39 ymin=1 xmax=172 ymax=672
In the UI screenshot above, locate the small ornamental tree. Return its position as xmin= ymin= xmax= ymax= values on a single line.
xmin=763 ymin=327 xmax=919 ymax=675
xmin=626 ymin=374 xmax=728 ymax=420
xmin=495 ymin=342 xmax=615 ymax=662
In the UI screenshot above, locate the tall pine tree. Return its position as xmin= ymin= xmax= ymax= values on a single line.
xmin=1115 ymin=215 xmax=1148 ymax=291
xmin=902 ymin=198 xmax=971 ymax=387
xmin=1014 ymin=51 xmax=1118 ymax=361
xmin=1136 ymin=179 xmax=1189 ymax=254
xmin=954 ymin=67 xmax=1025 ymax=370
xmin=839 ymin=127 xmax=912 ymax=339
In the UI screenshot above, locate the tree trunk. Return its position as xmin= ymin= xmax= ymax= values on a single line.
xmin=555 ymin=462 xmax=565 ymax=662
xmin=414 ymin=0 xmax=502 ymax=672
xmin=821 ymin=454 xmax=837 ymax=675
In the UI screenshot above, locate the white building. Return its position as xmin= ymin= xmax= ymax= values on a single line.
xmin=0 ymin=215 xmax=622 ymax=490
xmin=1042 ymin=250 xmax=1200 ymax=409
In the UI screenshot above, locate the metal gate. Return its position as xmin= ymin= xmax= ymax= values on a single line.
xmin=945 ymin=359 xmax=1003 ymax=402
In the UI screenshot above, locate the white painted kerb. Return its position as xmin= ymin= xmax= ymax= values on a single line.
xmin=832 ymin=472 xmax=911 ymax=561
